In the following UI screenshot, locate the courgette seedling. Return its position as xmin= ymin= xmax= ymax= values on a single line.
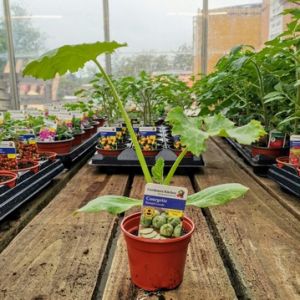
xmin=22 ymin=41 xmax=266 ymax=214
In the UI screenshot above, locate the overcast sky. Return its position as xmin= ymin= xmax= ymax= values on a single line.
xmin=10 ymin=0 xmax=262 ymax=54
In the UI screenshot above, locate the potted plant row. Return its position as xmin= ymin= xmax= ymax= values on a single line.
xmin=23 ymin=40 xmax=265 ymax=291
xmin=193 ymin=5 xmax=299 ymax=175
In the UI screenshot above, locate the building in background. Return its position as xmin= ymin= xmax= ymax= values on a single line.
xmin=193 ymin=0 xmax=298 ymax=75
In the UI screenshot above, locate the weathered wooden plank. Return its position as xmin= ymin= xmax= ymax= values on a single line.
xmin=0 ymin=149 xmax=96 ymax=253
xmin=213 ymin=137 xmax=300 ymax=219
xmin=101 ymin=176 xmax=236 ymax=300
xmin=0 ymin=165 xmax=129 ymax=300
xmin=195 ymin=139 xmax=300 ymax=299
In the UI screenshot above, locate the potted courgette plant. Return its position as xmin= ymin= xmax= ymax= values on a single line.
xmin=23 ymin=41 xmax=265 ymax=291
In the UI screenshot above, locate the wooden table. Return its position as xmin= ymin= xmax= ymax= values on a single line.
xmin=0 ymin=139 xmax=299 ymax=300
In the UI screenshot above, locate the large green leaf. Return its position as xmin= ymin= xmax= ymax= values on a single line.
xmin=203 ymin=114 xmax=234 ymax=136
xmin=151 ymin=157 xmax=165 ymax=184
xmin=23 ymin=41 xmax=127 ymax=80
xmin=166 ymin=107 xmax=209 ymax=156
xmin=226 ymin=120 xmax=266 ymax=144
xmin=76 ymin=195 xmax=142 ymax=215
xmin=187 ymin=183 xmax=248 ymax=208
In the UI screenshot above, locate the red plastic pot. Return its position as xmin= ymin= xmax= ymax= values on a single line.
xmin=37 ymin=138 xmax=74 ymax=155
xmin=0 ymin=170 xmax=17 ymax=188
xmin=90 ymin=123 xmax=98 ymax=135
xmin=36 ymin=151 xmax=57 ymax=162
xmin=121 ymin=212 xmax=195 ymax=291
xmin=276 ymin=156 xmax=294 ymax=168
xmin=96 ymin=145 xmax=125 ymax=157
xmin=72 ymin=131 xmax=85 ymax=147
xmin=11 ymin=159 xmax=40 ymax=174
xmin=251 ymin=145 xmax=289 ymax=158
xmin=94 ymin=118 xmax=105 ymax=127
xmin=173 ymin=149 xmax=193 ymax=158
xmin=82 ymin=127 xmax=93 ymax=140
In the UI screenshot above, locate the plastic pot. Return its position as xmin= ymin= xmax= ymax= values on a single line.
xmin=36 ymin=151 xmax=57 ymax=162
xmin=82 ymin=127 xmax=93 ymax=140
xmin=37 ymin=138 xmax=74 ymax=155
xmin=90 ymin=123 xmax=99 ymax=135
xmin=72 ymin=131 xmax=85 ymax=147
xmin=11 ymin=159 xmax=40 ymax=174
xmin=96 ymin=145 xmax=126 ymax=157
xmin=251 ymin=145 xmax=289 ymax=158
xmin=0 ymin=170 xmax=18 ymax=188
xmin=121 ymin=212 xmax=195 ymax=291
xmin=94 ymin=117 xmax=105 ymax=127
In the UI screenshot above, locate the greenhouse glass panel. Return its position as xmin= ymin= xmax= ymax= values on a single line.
xmin=9 ymin=0 xmax=103 ymax=107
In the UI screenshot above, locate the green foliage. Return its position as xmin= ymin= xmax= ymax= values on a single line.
xmin=118 ymin=71 xmax=192 ymax=125
xmin=76 ymin=195 xmax=142 ymax=214
xmin=193 ymin=6 xmax=300 ymax=134
xmin=151 ymin=157 xmax=165 ymax=184
xmin=166 ymin=107 xmax=266 ymax=156
xmin=77 ymin=183 xmax=249 ymax=215
xmin=23 ymin=41 xmax=127 ymax=80
xmin=186 ymin=183 xmax=248 ymax=208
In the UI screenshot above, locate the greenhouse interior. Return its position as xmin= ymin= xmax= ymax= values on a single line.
xmin=0 ymin=0 xmax=299 ymax=299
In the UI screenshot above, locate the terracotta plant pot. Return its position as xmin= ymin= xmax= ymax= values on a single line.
xmin=72 ymin=131 xmax=85 ymax=147
xmin=121 ymin=212 xmax=195 ymax=291
xmin=82 ymin=127 xmax=93 ymax=140
xmin=96 ymin=145 xmax=126 ymax=157
xmin=36 ymin=151 xmax=57 ymax=162
xmin=142 ymin=150 xmax=160 ymax=157
xmin=276 ymin=156 xmax=294 ymax=168
xmin=94 ymin=118 xmax=105 ymax=127
xmin=251 ymin=145 xmax=289 ymax=159
xmin=90 ymin=123 xmax=99 ymax=135
xmin=0 ymin=170 xmax=18 ymax=188
xmin=173 ymin=149 xmax=193 ymax=158
xmin=37 ymin=138 xmax=74 ymax=155
xmin=11 ymin=159 xmax=40 ymax=174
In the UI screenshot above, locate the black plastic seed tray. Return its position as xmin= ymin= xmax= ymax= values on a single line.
xmin=225 ymin=138 xmax=276 ymax=176
xmin=89 ymin=126 xmax=204 ymax=174
xmin=0 ymin=159 xmax=64 ymax=221
xmin=268 ymin=165 xmax=300 ymax=197
xmin=58 ymin=132 xmax=99 ymax=168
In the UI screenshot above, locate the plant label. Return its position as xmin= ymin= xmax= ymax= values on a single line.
xmin=138 ymin=183 xmax=187 ymax=239
xmin=139 ymin=127 xmax=157 ymax=137
xmin=268 ymin=130 xmax=286 ymax=148
xmin=289 ymin=135 xmax=300 ymax=166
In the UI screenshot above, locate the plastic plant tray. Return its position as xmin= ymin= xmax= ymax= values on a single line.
xmin=57 ymin=132 xmax=99 ymax=168
xmin=0 ymin=159 xmax=64 ymax=221
xmin=268 ymin=165 xmax=300 ymax=197
xmin=225 ymin=138 xmax=277 ymax=176
xmin=89 ymin=126 xmax=204 ymax=174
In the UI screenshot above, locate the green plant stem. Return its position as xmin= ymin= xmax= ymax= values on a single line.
xmin=249 ymin=59 xmax=269 ymax=130
xmin=93 ymin=59 xmax=153 ymax=183
xmin=295 ymin=47 xmax=300 ymax=133
xmin=163 ymin=148 xmax=188 ymax=185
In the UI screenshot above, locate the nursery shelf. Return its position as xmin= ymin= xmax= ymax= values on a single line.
xmin=0 ymin=159 xmax=64 ymax=221
xmin=225 ymin=138 xmax=278 ymax=176
xmin=268 ymin=165 xmax=300 ymax=197
xmin=58 ymin=132 xmax=99 ymax=168
xmin=89 ymin=149 xmax=204 ymax=174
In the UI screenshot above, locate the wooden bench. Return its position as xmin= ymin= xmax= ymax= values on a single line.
xmin=0 ymin=138 xmax=298 ymax=299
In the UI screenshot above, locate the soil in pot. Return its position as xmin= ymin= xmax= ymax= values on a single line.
xmin=121 ymin=212 xmax=195 ymax=291
xmin=0 ymin=171 xmax=17 ymax=188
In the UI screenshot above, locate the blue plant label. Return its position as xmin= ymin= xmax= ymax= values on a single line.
xmin=139 ymin=127 xmax=157 ymax=136
xmin=0 ymin=141 xmax=17 ymax=157
xmin=138 ymin=183 xmax=188 ymax=239
xmin=99 ymin=127 xmax=116 ymax=137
